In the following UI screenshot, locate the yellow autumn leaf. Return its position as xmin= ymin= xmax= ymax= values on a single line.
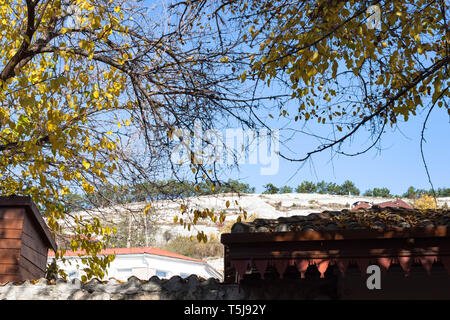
xmin=82 ymin=160 xmax=91 ymax=169
xmin=311 ymin=51 xmax=319 ymax=62
xmin=143 ymin=203 xmax=152 ymax=216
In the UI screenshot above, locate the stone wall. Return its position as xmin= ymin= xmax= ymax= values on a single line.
xmin=0 ymin=276 xmax=246 ymax=300
xmin=0 ymin=275 xmax=335 ymax=300
xmin=2 ymin=265 xmax=450 ymax=300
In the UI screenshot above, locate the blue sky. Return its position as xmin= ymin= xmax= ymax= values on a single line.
xmin=224 ymin=104 xmax=450 ymax=195
xmin=144 ymin=1 xmax=450 ymax=196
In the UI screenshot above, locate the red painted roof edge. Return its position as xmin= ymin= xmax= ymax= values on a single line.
xmin=48 ymin=246 xmax=205 ymax=263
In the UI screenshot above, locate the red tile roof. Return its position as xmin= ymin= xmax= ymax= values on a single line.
xmin=352 ymin=202 xmax=371 ymax=210
xmin=352 ymin=199 xmax=414 ymax=211
xmin=48 ymin=246 xmax=205 ymax=263
xmin=232 ymin=207 xmax=450 ymax=233
xmin=374 ymin=199 xmax=413 ymax=210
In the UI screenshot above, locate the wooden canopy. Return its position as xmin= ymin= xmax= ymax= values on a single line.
xmin=221 ymin=210 xmax=450 ymax=283
xmin=0 ymin=196 xmax=57 ymax=283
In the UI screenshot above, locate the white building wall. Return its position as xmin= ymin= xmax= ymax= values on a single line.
xmin=49 ymin=254 xmax=223 ymax=281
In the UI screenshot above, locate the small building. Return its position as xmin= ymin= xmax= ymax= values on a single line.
xmin=0 ymin=196 xmax=57 ymax=283
xmin=221 ymin=207 xmax=450 ymax=299
xmin=48 ymin=246 xmax=223 ymax=281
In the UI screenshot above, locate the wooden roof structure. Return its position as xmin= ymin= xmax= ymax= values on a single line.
xmin=221 ymin=207 xmax=450 ymax=283
xmin=0 ymin=196 xmax=57 ymax=283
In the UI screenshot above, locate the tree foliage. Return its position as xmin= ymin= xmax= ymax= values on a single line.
xmin=163 ymin=235 xmax=223 ymax=259
xmin=296 ymin=180 xmax=359 ymax=195
xmin=0 ymin=0 xmax=259 ymax=279
xmin=278 ymin=185 xmax=293 ymax=193
xmin=403 ymin=185 xmax=450 ymax=198
xmin=363 ymin=187 xmax=392 ymax=198
xmin=2 ymin=0 xmax=449 ymax=279
xmin=414 ymin=193 xmax=438 ymax=209
xmin=0 ymin=0 xmax=139 ymax=279
xmin=262 ymin=183 xmax=280 ymax=194
xmin=295 ymin=181 xmax=318 ymax=193
xmin=66 ymin=179 xmax=255 ymax=209
xmin=340 ymin=180 xmax=360 ymax=195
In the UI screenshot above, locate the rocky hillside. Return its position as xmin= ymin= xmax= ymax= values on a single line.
xmin=59 ymin=193 xmax=450 ymax=246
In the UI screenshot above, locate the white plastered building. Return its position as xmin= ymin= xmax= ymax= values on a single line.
xmin=48 ymin=247 xmax=223 ymax=281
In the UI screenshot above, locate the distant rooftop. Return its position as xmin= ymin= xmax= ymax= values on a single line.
xmin=372 ymin=198 xmax=414 ymax=210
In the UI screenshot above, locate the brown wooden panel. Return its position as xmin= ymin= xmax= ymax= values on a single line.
xmin=0 ymin=218 xmax=24 ymax=229
xmin=0 ymin=274 xmax=20 ymax=284
xmin=21 ymin=233 xmax=48 ymax=256
xmin=22 ymin=213 xmax=41 ymax=240
xmin=0 ymin=228 xmax=22 ymax=239
xmin=0 ymin=239 xmax=21 ymax=249
xmin=19 ymin=265 xmax=40 ymax=281
xmin=0 ymin=208 xmax=25 ymax=219
xmin=227 ymin=244 xmax=450 ymax=260
xmin=0 ymin=264 xmax=19 ymax=275
xmin=22 ymin=214 xmax=52 ymax=253
xmin=224 ymin=235 xmax=450 ymax=262
xmin=0 ymin=248 xmax=20 ymax=264
xmin=0 ymin=197 xmax=58 ymax=251
xmin=221 ymin=226 xmax=450 ymax=244
xmin=20 ymin=244 xmax=47 ymax=271
xmin=19 ymin=256 xmax=45 ymax=279
xmin=22 ymin=214 xmax=51 ymax=257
